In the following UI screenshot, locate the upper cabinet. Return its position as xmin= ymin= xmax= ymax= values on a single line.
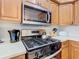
xmin=26 ymin=0 xmax=49 ymax=9
xmin=0 ymin=0 xmax=21 ymax=22
xmin=51 ymin=0 xmax=75 ymax=3
xmin=25 ymin=0 xmax=38 ymax=4
xmin=74 ymin=1 xmax=79 ymax=25
xmin=37 ymin=0 xmax=49 ymax=9
xmin=59 ymin=4 xmax=73 ymax=25
xmin=0 ymin=0 xmax=79 ymax=25
xmin=57 ymin=0 xmax=74 ymax=3
xmin=50 ymin=0 xmax=79 ymax=25
xmin=50 ymin=1 xmax=59 ymax=25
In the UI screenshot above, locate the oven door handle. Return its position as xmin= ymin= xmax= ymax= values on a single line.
xmin=44 ymin=48 xmax=62 ymax=59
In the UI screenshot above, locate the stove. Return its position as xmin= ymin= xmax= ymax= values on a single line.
xmin=22 ymin=37 xmax=60 ymax=51
xmin=21 ymin=30 xmax=61 ymax=59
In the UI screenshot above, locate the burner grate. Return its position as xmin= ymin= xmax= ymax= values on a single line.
xmin=22 ymin=39 xmax=42 ymax=48
xmin=22 ymin=37 xmax=60 ymax=51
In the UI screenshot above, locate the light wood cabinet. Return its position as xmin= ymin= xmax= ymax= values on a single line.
xmin=57 ymin=0 xmax=74 ymax=3
xmin=69 ymin=40 xmax=79 ymax=59
xmin=61 ymin=41 xmax=69 ymax=59
xmin=50 ymin=1 xmax=59 ymax=25
xmin=25 ymin=0 xmax=38 ymax=4
xmin=11 ymin=54 xmax=25 ymax=59
xmin=37 ymin=0 xmax=49 ymax=9
xmin=26 ymin=0 xmax=49 ymax=9
xmin=74 ymin=1 xmax=79 ymax=24
xmin=0 ymin=0 xmax=21 ymax=22
xmin=59 ymin=4 xmax=73 ymax=25
xmin=61 ymin=40 xmax=79 ymax=59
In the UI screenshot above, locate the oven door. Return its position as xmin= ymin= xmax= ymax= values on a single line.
xmin=43 ymin=49 xmax=62 ymax=59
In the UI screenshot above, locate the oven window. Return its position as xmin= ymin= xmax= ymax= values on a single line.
xmin=24 ymin=5 xmax=48 ymax=23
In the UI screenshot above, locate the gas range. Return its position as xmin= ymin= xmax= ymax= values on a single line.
xmin=22 ymin=36 xmax=60 ymax=52
xmin=21 ymin=30 xmax=61 ymax=59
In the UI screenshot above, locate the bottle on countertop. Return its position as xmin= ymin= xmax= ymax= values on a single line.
xmin=51 ymin=28 xmax=58 ymax=37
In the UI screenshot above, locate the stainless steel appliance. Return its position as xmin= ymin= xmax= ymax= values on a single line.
xmin=8 ymin=29 xmax=20 ymax=43
xmin=22 ymin=1 xmax=51 ymax=25
xmin=21 ymin=30 xmax=61 ymax=59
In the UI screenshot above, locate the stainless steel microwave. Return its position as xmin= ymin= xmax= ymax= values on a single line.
xmin=22 ymin=1 xmax=51 ymax=25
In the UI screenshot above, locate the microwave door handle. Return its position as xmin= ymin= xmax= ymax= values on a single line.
xmin=47 ymin=0 xmax=51 ymax=23
xmin=47 ymin=12 xmax=50 ymax=23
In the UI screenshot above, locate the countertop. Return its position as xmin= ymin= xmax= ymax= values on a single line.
xmin=1 ymin=36 xmax=79 ymax=59
xmin=0 ymin=41 xmax=26 ymax=59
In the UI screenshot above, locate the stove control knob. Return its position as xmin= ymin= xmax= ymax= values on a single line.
xmin=35 ymin=52 xmax=39 ymax=57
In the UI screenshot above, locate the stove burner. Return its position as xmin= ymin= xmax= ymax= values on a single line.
xmin=22 ymin=39 xmax=42 ymax=48
xmin=35 ymin=38 xmax=57 ymax=44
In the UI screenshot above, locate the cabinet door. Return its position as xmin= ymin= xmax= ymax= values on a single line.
xmin=61 ymin=41 xmax=69 ymax=59
xmin=57 ymin=0 xmax=74 ymax=3
xmin=37 ymin=0 xmax=49 ymax=9
xmin=59 ymin=4 xmax=73 ymax=25
xmin=50 ymin=1 xmax=59 ymax=25
xmin=69 ymin=41 xmax=79 ymax=59
xmin=25 ymin=0 xmax=37 ymax=4
xmin=74 ymin=1 xmax=79 ymax=24
xmin=1 ymin=0 xmax=21 ymax=22
xmin=11 ymin=54 xmax=25 ymax=59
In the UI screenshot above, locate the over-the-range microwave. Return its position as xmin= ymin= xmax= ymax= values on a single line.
xmin=22 ymin=1 xmax=51 ymax=25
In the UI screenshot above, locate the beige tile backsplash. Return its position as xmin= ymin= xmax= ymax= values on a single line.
xmin=2 ymin=21 xmax=79 ymax=42
xmin=61 ymin=26 xmax=79 ymax=37
xmin=0 ymin=21 xmax=56 ymax=43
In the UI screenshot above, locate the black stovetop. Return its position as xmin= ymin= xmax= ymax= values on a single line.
xmin=22 ymin=36 xmax=60 ymax=51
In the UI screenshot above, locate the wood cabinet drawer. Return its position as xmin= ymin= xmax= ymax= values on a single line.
xmin=69 ymin=40 xmax=79 ymax=48
xmin=62 ymin=40 xmax=69 ymax=48
xmin=11 ymin=54 xmax=25 ymax=59
xmin=25 ymin=0 xmax=38 ymax=4
xmin=61 ymin=40 xmax=69 ymax=59
xmin=69 ymin=40 xmax=79 ymax=59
